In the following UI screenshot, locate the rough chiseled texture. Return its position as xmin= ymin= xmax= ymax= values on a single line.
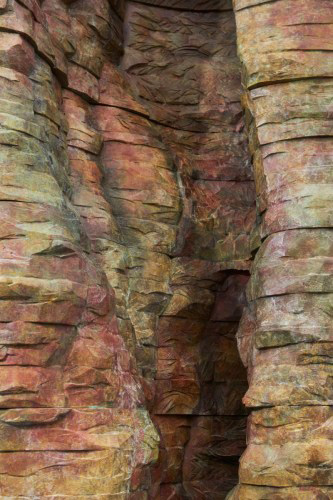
xmin=228 ymin=0 xmax=333 ymax=499
xmin=2 ymin=0 xmax=328 ymax=498
xmin=0 ymin=1 xmax=159 ymax=498
xmin=0 ymin=0 xmax=254 ymax=497
xmin=120 ymin=2 xmax=255 ymax=497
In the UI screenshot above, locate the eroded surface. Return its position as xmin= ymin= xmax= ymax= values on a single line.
xmin=229 ymin=1 xmax=333 ymax=499
xmin=0 ymin=0 xmax=256 ymax=498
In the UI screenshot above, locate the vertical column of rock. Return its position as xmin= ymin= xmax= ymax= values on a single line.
xmin=0 ymin=0 xmax=158 ymax=497
xmin=42 ymin=0 xmax=180 ymax=495
xmin=230 ymin=0 xmax=333 ymax=498
xmin=122 ymin=1 xmax=256 ymax=497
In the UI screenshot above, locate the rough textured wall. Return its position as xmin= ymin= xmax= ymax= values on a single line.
xmin=0 ymin=0 xmax=255 ymax=498
xmin=0 ymin=1 xmax=160 ymax=497
xmin=3 ymin=0 xmax=330 ymax=499
xmin=121 ymin=2 xmax=255 ymax=498
xmin=229 ymin=0 xmax=333 ymax=499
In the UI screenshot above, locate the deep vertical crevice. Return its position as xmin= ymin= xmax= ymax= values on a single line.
xmin=119 ymin=1 xmax=255 ymax=497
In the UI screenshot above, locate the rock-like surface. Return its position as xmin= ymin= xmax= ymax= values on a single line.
xmin=0 ymin=0 xmax=254 ymax=497
xmin=120 ymin=2 xmax=255 ymax=497
xmin=0 ymin=1 xmax=159 ymax=497
xmin=229 ymin=0 xmax=333 ymax=498
xmin=3 ymin=0 xmax=328 ymax=498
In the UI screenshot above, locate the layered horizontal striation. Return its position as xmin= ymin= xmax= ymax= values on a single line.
xmin=122 ymin=2 xmax=255 ymax=497
xmin=0 ymin=0 xmax=257 ymax=497
xmin=229 ymin=0 xmax=333 ymax=498
xmin=0 ymin=0 xmax=159 ymax=497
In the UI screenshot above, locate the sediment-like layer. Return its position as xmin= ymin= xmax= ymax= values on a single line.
xmin=229 ymin=1 xmax=333 ymax=498
xmin=0 ymin=0 xmax=254 ymax=497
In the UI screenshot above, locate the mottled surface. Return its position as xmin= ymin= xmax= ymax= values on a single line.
xmin=121 ymin=2 xmax=254 ymax=497
xmin=228 ymin=0 xmax=333 ymax=499
xmin=0 ymin=0 xmax=254 ymax=497
xmin=1 ymin=0 xmax=328 ymax=498
xmin=0 ymin=1 xmax=160 ymax=497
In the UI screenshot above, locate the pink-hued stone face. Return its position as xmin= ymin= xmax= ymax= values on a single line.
xmin=0 ymin=0 xmax=253 ymax=495
xmin=5 ymin=0 xmax=331 ymax=498
xmin=0 ymin=0 xmax=160 ymax=497
xmin=227 ymin=1 xmax=333 ymax=498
